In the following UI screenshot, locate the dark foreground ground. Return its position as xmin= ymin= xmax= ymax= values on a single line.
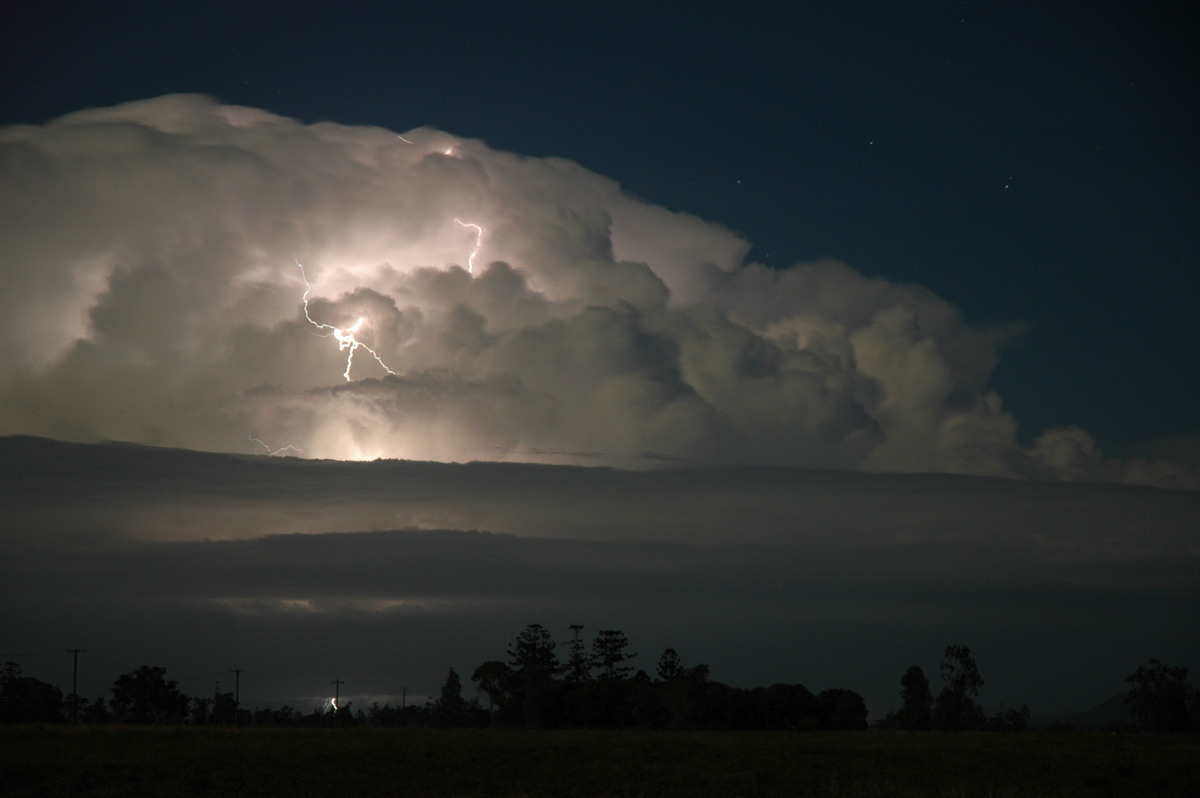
xmin=2 ymin=725 xmax=1198 ymax=797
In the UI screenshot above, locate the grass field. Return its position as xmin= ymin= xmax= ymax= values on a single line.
xmin=2 ymin=725 xmax=1198 ymax=797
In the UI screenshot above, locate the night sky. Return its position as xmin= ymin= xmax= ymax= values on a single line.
xmin=1 ymin=1 xmax=1197 ymax=719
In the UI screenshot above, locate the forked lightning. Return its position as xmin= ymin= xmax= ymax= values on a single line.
xmin=296 ymin=260 xmax=398 ymax=381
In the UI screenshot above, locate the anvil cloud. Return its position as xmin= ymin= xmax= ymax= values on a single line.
xmin=0 ymin=95 xmax=1192 ymax=488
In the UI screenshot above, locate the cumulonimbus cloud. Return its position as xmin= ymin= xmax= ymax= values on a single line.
xmin=0 ymin=95 xmax=1193 ymax=488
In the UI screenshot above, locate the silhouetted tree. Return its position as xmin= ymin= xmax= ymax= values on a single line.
xmin=818 ymin=688 xmax=869 ymax=730
xmin=565 ymin=625 xmax=592 ymax=682
xmin=440 ymin=667 xmax=465 ymax=709
xmin=472 ymin=624 xmax=908 ymax=731
xmin=625 ymin=669 xmax=665 ymax=727
xmin=508 ymin=624 xmax=559 ymax=682
xmin=1125 ymin=659 xmax=1196 ymax=733
xmin=471 ymin=660 xmax=512 ymax=718
xmin=366 ymin=701 xmax=403 ymax=727
xmin=897 ymin=665 xmax=933 ymax=730
xmin=432 ymin=667 xmax=468 ymax=727
xmin=84 ymin=693 xmax=109 ymax=724
xmin=934 ymin=645 xmax=985 ymax=731
xmin=662 ymin=663 xmax=712 ymax=728
xmin=212 ymin=690 xmax=238 ymax=726
xmin=656 ymin=648 xmax=683 ymax=681
xmin=64 ymin=693 xmax=90 ymax=723
xmin=591 ymin=629 xmax=636 ymax=680
xmin=190 ymin=695 xmax=211 ymax=726
xmin=0 ymin=662 xmax=63 ymax=723
xmin=748 ymin=683 xmax=820 ymax=730
xmin=110 ymin=665 xmax=189 ymax=724
xmin=272 ymin=705 xmax=300 ymax=726
xmin=506 ymin=624 xmax=561 ymax=726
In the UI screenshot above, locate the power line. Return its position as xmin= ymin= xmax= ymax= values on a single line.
xmin=65 ymin=649 xmax=86 ymax=724
xmin=231 ymin=669 xmax=243 ymax=729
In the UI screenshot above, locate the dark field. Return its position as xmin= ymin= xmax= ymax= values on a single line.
xmin=2 ymin=726 xmax=1198 ymax=797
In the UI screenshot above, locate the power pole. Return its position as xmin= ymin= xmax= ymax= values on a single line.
xmin=231 ymin=669 xmax=243 ymax=729
xmin=65 ymin=649 xmax=86 ymax=724
xmin=331 ymin=675 xmax=344 ymax=728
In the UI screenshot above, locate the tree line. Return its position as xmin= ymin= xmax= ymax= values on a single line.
xmin=3 ymin=628 xmax=1197 ymax=733
xmin=456 ymin=624 xmax=868 ymax=730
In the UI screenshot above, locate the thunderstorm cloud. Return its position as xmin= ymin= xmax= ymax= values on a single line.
xmin=0 ymin=94 xmax=1193 ymax=488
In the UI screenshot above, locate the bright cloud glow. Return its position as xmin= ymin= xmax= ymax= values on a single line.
xmin=0 ymin=95 xmax=1194 ymax=488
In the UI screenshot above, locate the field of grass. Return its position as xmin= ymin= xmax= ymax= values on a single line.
xmin=2 ymin=725 xmax=1198 ymax=797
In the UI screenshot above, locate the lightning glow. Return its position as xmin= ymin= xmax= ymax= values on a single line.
xmin=295 ymin=261 xmax=398 ymax=381
xmin=453 ymin=218 xmax=484 ymax=274
xmin=248 ymin=427 xmax=302 ymax=457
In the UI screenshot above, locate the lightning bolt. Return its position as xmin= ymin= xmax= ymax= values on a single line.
xmin=248 ymin=427 xmax=302 ymax=457
xmin=395 ymin=137 xmax=483 ymax=274
xmin=398 ymin=133 xmax=452 ymax=156
xmin=295 ymin=261 xmax=398 ymax=381
xmin=453 ymin=218 xmax=484 ymax=274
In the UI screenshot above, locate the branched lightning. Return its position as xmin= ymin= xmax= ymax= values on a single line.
xmin=453 ymin=218 xmax=484 ymax=274
xmin=248 ymin=427 xmax=302 ymax=457
xmin=295 ymin=260 xmax=398 ymax=381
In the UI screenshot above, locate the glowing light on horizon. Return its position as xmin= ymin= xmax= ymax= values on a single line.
xmin=296 ymin=261 xmax=398 ymax=381
xmin=453 ymin=218 xmax=484 ymax=274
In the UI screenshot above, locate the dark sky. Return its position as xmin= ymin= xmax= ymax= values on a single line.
xmin=2 ymin=0 xmax=1197 ymax=461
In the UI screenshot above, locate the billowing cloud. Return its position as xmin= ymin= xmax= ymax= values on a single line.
xmin=0 ymin=95 xmax=1193 ymax=487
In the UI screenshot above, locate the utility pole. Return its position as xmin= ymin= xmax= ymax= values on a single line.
xmin=231 ymin=669 xmax=243 ymax=729
xmin=65 ymin=649 xmax=86 ymax=724
xmin=331 ymin=675 xmax=344 ymax=728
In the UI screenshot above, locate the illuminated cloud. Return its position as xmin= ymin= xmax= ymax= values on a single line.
xmin=0 ymin=95 xmax=1193 ymax=487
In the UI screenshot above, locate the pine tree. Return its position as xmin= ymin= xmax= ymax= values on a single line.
xmin=591 ymin=629 xmax=636 ymax=680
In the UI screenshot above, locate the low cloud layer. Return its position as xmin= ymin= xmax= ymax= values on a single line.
xmin=0 ymin=95 xmax=1193 ymax=487
xmin=4 ymin=437 xmax=1197 ymax=715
